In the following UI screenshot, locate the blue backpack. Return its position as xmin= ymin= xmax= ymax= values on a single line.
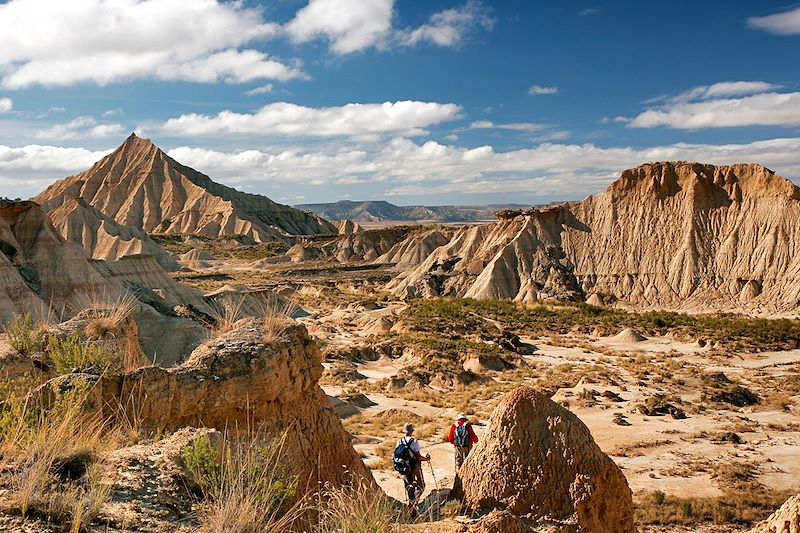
xmin=454 ymin=424 xmax=470 ymax=447
xmin=393 ymin=437 xmax=418 ymax=475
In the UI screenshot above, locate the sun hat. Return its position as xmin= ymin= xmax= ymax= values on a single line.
xmin=456 ymin=413 xmax=467 ymax=421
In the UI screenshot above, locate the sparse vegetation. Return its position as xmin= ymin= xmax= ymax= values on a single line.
xmin=183 ymin=432 xmax=301 ymax=533
xmin=48 ymin=334 xmax=118 ymax=376
xmin=312 ymin=483 xmax=395 ymax=533
xmin=635 ymin=488 xmax=793 ymax=527
xmin=404 ymin=298 xmax=800 ymax=351
xmin=4 ymin=313 xmax=47 ymax=355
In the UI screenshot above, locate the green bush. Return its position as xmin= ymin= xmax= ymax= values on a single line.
xmin=48 ymin=334 xmax=117 ymax=375
xmin=5 ymin=314 xmax=45 ymax=355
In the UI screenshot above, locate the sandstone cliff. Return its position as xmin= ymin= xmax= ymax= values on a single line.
xmin=48 ymin=197 xmax=179 ymax=272
xmin=34 ymin=133 xmax=337 ymax=242
xmin=389 ymin=162 xmax=800 ymax=313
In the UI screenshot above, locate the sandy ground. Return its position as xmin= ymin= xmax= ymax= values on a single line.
xmin=316 ymin=314 xmax=800 ymax=505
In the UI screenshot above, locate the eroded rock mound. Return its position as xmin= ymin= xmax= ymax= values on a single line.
xmin=454 ymin=387 xmax=636 ymax=532
xmin=374 ymin=228 xmax=452 ymax=268
xmin=35 ymin=134 xmax=337 ymax=242
xmin=750 ymin=493 xmax=800 ymax=532
xmin=37 ymin=319 xmax=374 ymax=494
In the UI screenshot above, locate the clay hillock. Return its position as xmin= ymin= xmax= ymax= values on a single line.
xmin=337 ymin=219 xmax=364 ymax=235
xmin=35 ymin=318 xmax=375 ymax=494
xmin=283 ymin=226 xmax=422 ymax=264
xmin=374 ymin=228 xmax=452 ymax=268
xmin=453 ymin=386 xmax=636 ymax=532
xmin=388 ymin=207 xmax=584 ymax=302
xmin=34 ymin=133 xmax=337 ymax=242
xmin=0 ymin=200 xmax=209 ymax=364
xmin=609 ymin=327 xmax=647 ymax=343
xmin=48 ymin=197 xmax=179 ymax=272
xmin=389 ymin=162 xmax=800 ymax=314
xmin=0 ymin=199 xmax=120 ymax=319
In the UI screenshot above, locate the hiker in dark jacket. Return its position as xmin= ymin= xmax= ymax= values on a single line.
xmin=394 ymin=422 xmax=430 ymax=503
xmin=448 ymin=413 xmax=478 ymax=470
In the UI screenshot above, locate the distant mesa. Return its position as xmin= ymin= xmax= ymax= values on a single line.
xmin=35 ymin=133 xmax=337 ymax=243
xmin=296 ymin=199 xmax=526 ymax=224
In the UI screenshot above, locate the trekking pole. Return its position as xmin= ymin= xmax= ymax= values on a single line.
xmin=427 ymin=461 xmax=439 ymax=492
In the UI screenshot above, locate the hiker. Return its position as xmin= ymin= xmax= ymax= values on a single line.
xmin=393 ymin=422 xmax=430 ymax=504
xmin=448 ymin=413 xmax=478 ymax=470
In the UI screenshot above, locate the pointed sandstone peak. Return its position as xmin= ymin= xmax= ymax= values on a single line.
xmin=34 ymin=135 xmax=337 ymax=242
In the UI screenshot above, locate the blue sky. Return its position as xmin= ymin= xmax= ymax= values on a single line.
xmin=1 ymin=0 xmax=800 ymax=206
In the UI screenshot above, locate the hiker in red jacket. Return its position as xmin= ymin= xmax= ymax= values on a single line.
xmin=448 ymin=413 xmax=478 ymax=470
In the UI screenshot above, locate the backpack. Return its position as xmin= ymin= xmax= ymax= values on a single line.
xmin=393 ymin=437 xmax=418 ymax=475
xmin=454 ymin=424 xmax=470 ymax=447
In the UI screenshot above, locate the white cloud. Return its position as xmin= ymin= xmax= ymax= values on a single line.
xmin=34 ymin=116 xmax=125 ymax=140
xmin=399 ymin=0 xmax=494 ymax=48
xmin=3 ymin=137 xmax=800 ymax=201
xmin=102 ymin=108 xmax=124 ymax=118
xmin=153 ymin=101 xmax=462 ymax=138
xmin=630 ymin=82 xmax=800 ymax=129
xmin=285 ymin=0 xmax=493 ymax=54
xmin=528 ymin=85 xmax=559 ymax=95
xmin=469 ymin=120 xmax=545 ymax=132
xmin=163 ymin=137 xmax=800 ymax=199
xmin=0 ymin=0 xmax=302 ymax=88
xmin=285 ymin=0 xmax=395 ymax=54
xmin=747 ymin=7 xmax=800 ymax=35
xmin=0 ymin=97 xmax=12 ymax=113
xmin=245 ymin=84 xmax=274 ymax=96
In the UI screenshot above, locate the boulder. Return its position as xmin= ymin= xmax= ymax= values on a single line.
xmin=750 ymin=493 xmax=800 ymax=532
xmin=453 ymin=387 xmax=636 ymax=533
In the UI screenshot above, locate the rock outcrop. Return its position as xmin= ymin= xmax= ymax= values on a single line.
xmin=35 ymin=133 xmax=337 ymax=242
xmin=37 ymin=319 xmax=374 ymax=494
xmin=390 ymin=162 xmax=800 ymax=314
xmin=48 ymin=197 xmax=179 ymax=272
xmin=751 ymin=493 xmax=800 ymax=533
xmin=453 ymin=387 xmax=636 ymax=532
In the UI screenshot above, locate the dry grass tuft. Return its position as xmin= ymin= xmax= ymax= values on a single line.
xmin=183 ymin=431 xmax=304 ymax=533
xmin=1 ymin=387 xmax=118 ymax=532
xmin=312 ymin=482 xmax=395 ymax=533
xmin=260 ymin=294 xmax=299 ymax=344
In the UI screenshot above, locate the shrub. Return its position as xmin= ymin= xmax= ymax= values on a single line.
xmin=48 ymin=334 xmax=117 ymax=376
xmin=5 ymin=313 xmax=46 ymax=355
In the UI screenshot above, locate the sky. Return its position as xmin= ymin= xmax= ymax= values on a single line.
xmin=1 ymin=0 xmax=800 ymax=206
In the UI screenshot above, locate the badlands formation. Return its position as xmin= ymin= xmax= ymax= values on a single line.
xmin=3 ymin=146 xmax=800 ymax=532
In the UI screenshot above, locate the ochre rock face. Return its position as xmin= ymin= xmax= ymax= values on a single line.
xmin=389 ymin=162 xmax=800 ymax=314
xmin=37 ymin=319 xmax=374 ymax=494
xmin=750 ymin=493 xmax=800 ymax=533
xmin=34 ymin=133 xmax=337 ymax=242
xmin=455 ymin=387 xmax=636 ymax=533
